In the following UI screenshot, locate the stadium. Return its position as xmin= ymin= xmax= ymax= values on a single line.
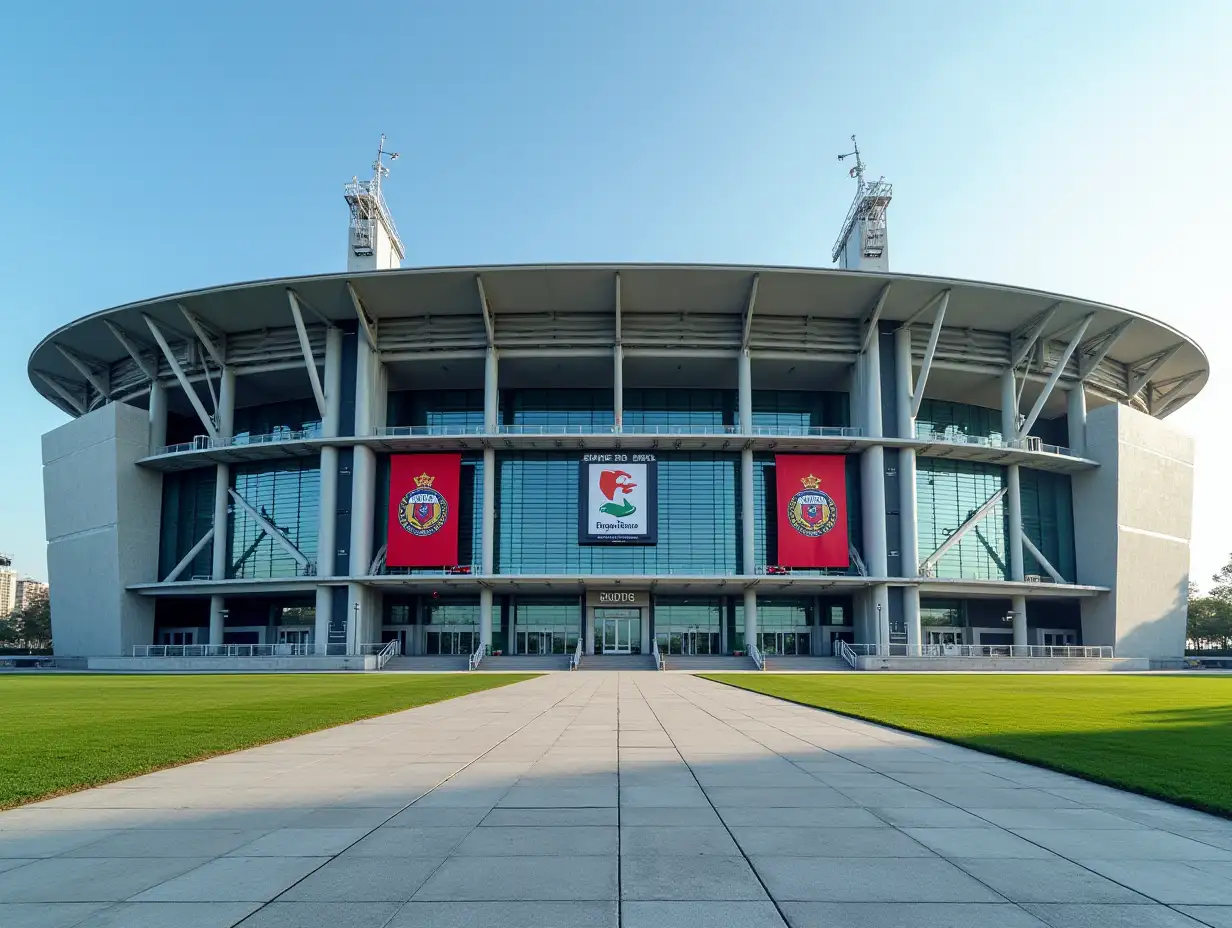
xmin=27 ymin=143 xmax=1204 ymax=670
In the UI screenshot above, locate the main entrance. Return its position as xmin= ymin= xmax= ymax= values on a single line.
xmin=596 ymin=607 xmax=641 ymax=654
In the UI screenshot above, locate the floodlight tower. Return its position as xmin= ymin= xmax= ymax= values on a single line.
xmin=831 ymin=135 xmax=893 ymax=272
xmin=343 ymin=135 xmax=406 ymax=272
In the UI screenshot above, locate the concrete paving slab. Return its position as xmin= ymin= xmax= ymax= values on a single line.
xmin=950 ymin=857 xmax=1152 ymax=903
xmin=621 ymin=825 xmax=741 ymax=856
xmin=0 ymin=856 xmax=207 ymax=902
xmin=1078 ymin=860 xmax=1232 ymax=905
xmin=72 ymin=901 xmax=261 ymax=927
xmin=901 ymin=826 xmax=1059 ymax=859
xmin=732 ymin=825 xmax=935 ymax=857
xmin=64 ymin=829 xmax=269 ymax=858
xmin=0 ymin=903 xmax=113 ymax=928
xmin=621 ymin=855 xmax=769 ymax=900
xmin=413 ymin=855 xmax=618 ymax=900
xmin=277 ymin=855 xmax=444 ymax=901
xmin=1175 ymin=907 xmax=1232 ymax=927
xmin=227 ymin=827 xmax=369 ymax=856
xmin=751 ymin=856 xmax=1005 ymax=902
xmin=1013 ymin=828 xmax=1232 ymax=861
xmin=132 ymin=856 xmax=329 ymax=902
xmin=388 ymin=900 xmax=617 ymax=927
xmin=233 ymin=901 xmax=402 ymax=927
xmin=622 ymin=900 xmax=786 ymax=927
xmin=779 ymin=901 xmax=1050 ymax=927
xmin=1019 ymin=903 xmax=1207 ymax=927
xmin=341 ymin=826 xmax=472 ymax=857
xmin=452 ymin=825 xmax=617 ymax=856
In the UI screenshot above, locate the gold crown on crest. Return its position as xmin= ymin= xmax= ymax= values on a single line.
xmin=414 ymin=472 xmax=435 ymax=488
xmin=800 ymin=474 xmax=822 ymax=490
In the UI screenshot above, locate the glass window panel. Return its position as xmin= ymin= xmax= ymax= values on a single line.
xmin=915 ymin=399 xmax=1005 ymax=446
xmin=623 ymin=389 xmax=734 ymax=431
xmin=506 ymin=389 xmax=614 ymax=430
xmin=1019 ymin=469 xmax=1076 ymax=580
xmin=916 ymin=460 xmax=1008 ymax=581
xmin=387 ymin=389 xmax=485 ymax=432
xmin=158 ymin=467 xmax=217 ymax=581
xmin=751 ymin=390 xmax=849 ymax=431
xmin=232 ymin=399 xmax=322 ymax=443
xmin=227 ymin=459 xmax=320 ymax=579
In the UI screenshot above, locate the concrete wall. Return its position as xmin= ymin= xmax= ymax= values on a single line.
xmin=88 ymin=655 xmax=377 ymax=672
xmin=1072 ymin=403 xmax=1194 ymax=659
xmin=43 ymin=403 xmax=163 ymax=656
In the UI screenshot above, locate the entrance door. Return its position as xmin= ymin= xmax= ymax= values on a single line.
xmin=278 ymin=628 xmax=309 ymax=646
xmin=602 ymin=617 xmax=635 ymax=654
xmin=926 ymin=628 xmax=964 ymax=646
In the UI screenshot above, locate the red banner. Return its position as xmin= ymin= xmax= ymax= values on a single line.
xmin=387 ymin=453 xmax=462 ymax=568
xmin=774 ymin=454 xmax=849 ymax=568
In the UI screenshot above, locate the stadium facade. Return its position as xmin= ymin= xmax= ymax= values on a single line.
xmin=28 ymin=149 xmax=1203 ymax=666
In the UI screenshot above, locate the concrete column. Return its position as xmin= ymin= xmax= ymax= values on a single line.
xmin=313 ymin=327 xmax=343 ymax=654
xmin=479 ymin=588 xmax=493 ymax=651
xmin=484 ymin=347 xmax=499 ymax=433
xmin=347 ymin=333 xmax=379 ymax=654
xmin=1067 ymin=385 xmax=1087 ymax=456
xmin=741 ymin=447 xmax=756 ymax=574
xmin=482 ymin=449 xmax=495 ymax=574
xmin=211 ymin=462 xmax=230 ymax=580
xmin=1001 ymin=368 xmax=1018 ymax=442
xmin=1007 ymin=463 xmax=1024 ymax=582
xmin=584 ymin=604 xmax=594 ymax=655
xmin=894 ymin=328 xmax=920 ymax=643
xmin=903 ymin=586 xmax=921 ymax=647
xmin=322 ymin=328 xmax=342 ymax=438
xmin=613 ymin=345 xmax=623 ymax=431
xmin=1012 ymin=593 xmax=1028 ymax=647
xmin=208 ymin=594 xmax=225 ymax=649
xmin=738 ymin=349 xmax=752 ymax=433
xmin=354 ymin=334 xmax=373 ymax=438
xmin=743 ymin=586 xmax=758 ymax=653
xmin=860 ymin=448 xmax=887 ymax=576
xmin=148 ymin=381 xmax=167 ymax=454
xmin=217 ymin=367 xmax=236 ymax=440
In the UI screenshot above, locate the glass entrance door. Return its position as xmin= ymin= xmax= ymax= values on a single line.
xmin=758 ymin=631 xmax=809 ymax=655
xmin=427 ymin=629 xmax=476 ymax=655
xmin=602 ymin=617 xmax=638 ymax=654
xmin=518 ymin=630 xmax=567 ymax=654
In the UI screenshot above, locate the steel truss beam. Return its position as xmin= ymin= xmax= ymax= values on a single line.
xmin=910 ymin=289 xmax=950 ymax=417
xmin=1151 ymin=370 xmax=1204 ymax=417
xmin=1127 ymin=343 xmax=1183 ymax=400
xmin=1021 ymin=532 xmax=1066 ymax=583
xmin=34 ymin=370 xmax=87 ymax=415
xmin=1077 ymin=320 xmax=1132 ymax=380
xmin=920 ymin=487 xmax=1008 ymax=575
xmin=1017 ymin=313 xmax=1094 ymax=439
xmin=346 ymin=282 xmax=378 ymax=351
xmin=104 ymin=320 xmax=159 ymax=381
xmin=227 ymin=488 xmax=312 ymax=571
xmin=1010 ymin=302 xmax=1060 ymax=368
xmin=177 ymin=304 xmax=226 ymax=368
xmin=741 ymin=274 xmax=760 ymax=350
xmin=54 ymin=344 xmax=111 ymax=400
xmin=286 ymin=290 xmax=328 ymax=418
xmin=476 ymin=274 xmax=495 ymax=346
xmin=859 ymin=283 xmax=891 ymax=353
xmin=899 ymin=288 xmax=947 ymax=330
xmin=143 ymin=314 xmax=219 ymax=440
xmin=164 ymin=526 xmax=215 ymax=582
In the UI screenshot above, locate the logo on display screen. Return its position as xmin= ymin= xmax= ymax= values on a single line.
xmin=579 ymin=454 xmax=658 ymax=545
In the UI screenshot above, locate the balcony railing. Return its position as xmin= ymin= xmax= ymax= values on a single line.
xmin=155 ymin=427 xmax=322 ymax=456
xmin=845 ymin=643 xmax=1114 ymax=659
xmin=132 ymin=642 xmax=391 ymax=658
xmin=914 ymin=427 xmax=1074 ymax=458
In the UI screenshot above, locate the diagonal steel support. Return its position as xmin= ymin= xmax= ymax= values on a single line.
xmin=1127 ymin=343 xmax=1183 ymax=400
xmin=1017 ymin=314 xmax=1094 ymax=439
xmin=286 ymin=290 xmax=328 ymax=418
xmin=227 ymin=488 xmax=312 ymax=570
xmin=910 ymin=289 xmax=950 ymax=417
xmin=34 ymin=371 xmax=87 ymax=415
xmin=1010 ymin=302 xmax=1060 ymax=368
xmin=859 ymin=283 xmax=891 ymax=353
xmin=178 ymin=304 xmax=226 ymax=368
xmin=143 ymin=314 xmax=218 ymax=440
xmin=899 ymin=288 xmax=947 ymax=330
xmin=1077 ymin=320 xmax=1132 ymax=380
xmin=346 ymin=282 xmax=378 ymax=351
xmin=476 ymin=274 xmax=495 ymax=346
xmin=54 ymin=344 xmax=111 ymax=399
xmin=920 ymin=487 xmax=1008 ymax=575
xmin=1021 ymin=532 xmax=1066 ymax=584
xmin=163 ymin=526 xmax=215 ymax=582
xmin=741 ymin=273 xmax=760 ymax=350
xmin=104 ymin=320 xmax=159 ymax=381
xmin=1150 ymin=370 xmax=1203 ymax=416
xmin=369 ymin=543 xmax=388 ymax=575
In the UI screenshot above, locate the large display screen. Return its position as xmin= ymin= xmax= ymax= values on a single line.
xmin=578 ymin=453 xmax=658 ymax=545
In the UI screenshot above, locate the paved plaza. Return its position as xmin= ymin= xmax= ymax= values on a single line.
xmin=2 ymin=673 xmax=1231 ymax=927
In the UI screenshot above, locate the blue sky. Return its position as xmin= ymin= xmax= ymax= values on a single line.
xmin=1 ymin=1 xmax=1228 ymax=584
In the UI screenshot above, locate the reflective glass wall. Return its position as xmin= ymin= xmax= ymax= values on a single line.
xmin=228 ymin=459 xmax=320 ymax=579
xmin=158 ymin=468 xmax=217 ymax=581
xmin=232 ymin=399 xmax=321 ymax=443
xmin=1020 ymin=469 xmax=1076 ymax=580
xmin=387 ymin=390 xmax=484 ymax=432
xmin=653 ymin=597 xmax=723 ymax=655
xmin=623 ymin=388 xmax=735 ymax=431
xmin=916 ymin=460 xmax=1007 ymax=580
xmin=751 ymin=390 xmax=849 ymax=431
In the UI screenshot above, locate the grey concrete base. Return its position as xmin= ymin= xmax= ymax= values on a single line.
xmin=88 ymin=656 xmax=378 ymax=671
xmin=2 ymin=673 xmax=1230 ymax=927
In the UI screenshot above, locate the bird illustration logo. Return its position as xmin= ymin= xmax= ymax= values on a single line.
xmin=597 ymin=469 xmax=637 ymax=519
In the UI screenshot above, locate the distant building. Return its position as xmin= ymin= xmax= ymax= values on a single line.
xmin=0 ymin=556 xmax=16 ymax=618
xmin=14 ymin=578 xmax=48 ymax=612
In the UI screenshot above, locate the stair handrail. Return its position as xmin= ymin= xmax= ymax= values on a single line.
xmin=468 ymin=638 xmax=487 ymax=672
xmin=748 ymin=641 xmax=765 ymax=671
xmin=652 ymin=637 xmax=665 ymax=671
xmin=570 ymin=634 xmax=584 ymax=670
xmin=376 ymin=638 xmax=400 ymax=670
xmin=835 ymin=639 xmax=858 ymax=669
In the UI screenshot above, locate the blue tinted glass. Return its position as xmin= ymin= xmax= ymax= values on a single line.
xmin=507 ymin=389 xmax=614 ymax=430
xmin=374 ymin=454 xmax=483 ymax=573
xmin=232 ymin=399 xmax=322 ymax=442
xmin=387 ymin=390 xmax=485 ymax=431
xmin=228 ymin=459 xmax=320 ymax=579
xmin=751 ymin=391 xmax=849 ymax=431
xmin=1019 ymin=469 xmax=1076 ymax=579
xmin=916 ymin=459 xmax=1007 ymax=580
xmin=158 ymin=467 xmax=216 ymax=580
xmin=623 ymin=389 xmax=734 ymax=431
xmin=915 ymin=399 xmax=1005 ymax=445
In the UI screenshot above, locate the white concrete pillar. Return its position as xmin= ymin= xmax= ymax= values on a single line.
xmin=894 ymin=327 xmax=920 ymax=642
xmin=322 ymin=327 xmax=342 ymax=438
xmin=217 ymin=367 xmax=236 ymax=440
xmin=313 ymin=586 xmax=331 ymax=654
xmin=148 ymin=381 xmax=167 ymax=454
xmin=904 ymin=586 xmax=922 ymax=647
xmin=347 ymin=331 xmax=379 ymax=654
xmin=1012 ymin=593 xmax=1028 ymax=648
xmin=738 ymin=349 xmax=752 ymax=433
xmin=482 ymin=449 xmax=495 ymax=575
xmin=1007 ymin=463 xmax=1024 ymax=582
xmin=584 ymin=604 xmax=594 ymax=655
xmin=743 ymin=586 xmax=758 ymax=653
xmin=350 ymin=446 xmax=376 ymax=578
xmin=613 ymin=345 xmax=624 ymax=431
xmin=354 ymin=334 xmax=374 ymax=438
xmin=860 ymin=447 xmax=887 ymax=577
xmin=1001 ymin=368 xmax=1018 ymax=442
xmin=484 ymin=347 xmax=499 ymax=433
xmin=480 ymin=587 xmax=493 ymax=652
xmin=313 ymin=327 xmax=342 ymax=654
xmin=208 ymin=594 xmax=225 ymax=649
xmin=1067 ymin=385 xmax=1087 ymax=456
xmin=211 ymin=462 xmax=230 ymax=581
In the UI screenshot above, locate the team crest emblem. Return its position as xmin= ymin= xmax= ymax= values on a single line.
xmin=787 ymin=473 xmax=838 ymax=538
xmin=398 ymin=472 xmax=449 ymax=537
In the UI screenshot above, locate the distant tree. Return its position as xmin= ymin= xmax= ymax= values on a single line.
xmin=1188 ymin=556 xmax=1232 ymax=652
xmin=4 ymin=595 xmax=52 ymax=651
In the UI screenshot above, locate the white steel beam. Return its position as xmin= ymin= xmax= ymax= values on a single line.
xmin=369 ymin=544 xmax=388 ymax=576
xmin=859 ymin=283 xmax=891 ymax=353
xmin=54 ymin=344 xmax=111 ymax=400
xmin=143 ymin=314 xmax=218 ymax=440
xmin=1151 ymin=370 xmax=1203 ymax=416
xmin=227 ymin=488 xmax=311 ymax=570
xmin=1017 ymin=314 xmax=1094 ymax=439
xmin=346 ymin=282 xmax=378 ymax=351
xmin=919 ymin=487 xmax=1008 ymax=575
xmin=163 ymin=527 xmax=215 ymax=582
xmin=1010 ymin=302 xmax=1059 ymax=368
xmin=1077 ymin=320 xmax=1132 ymax=380
xmin=909 ymin=289 xmax=950 ymax=417
xmin=614 ymin=271 xmax=622 ymax=345
xmin=1021 ymin=532 xmax=1066 ymax=584
xmin=1155 ymin=390 xmax=1199 ymax=418
xmin=475 ymin=274 xmax=495 ymax=346
xmin=1127 ymin=343 xmax=1183 ymax=400
xmin=177 ymin=304 xmax=226 ymax=368
xmin=898 ymin=288 xmax=947 ymax=330
xmin=286 ymin=290 xmax=328 ymax=419
xmin=741 ymin=273 xmax=759 ymax=350
xmin=104 ymin=321 xmax=159 ymax=381
xmin=34 ymin=371 xmax=87 ymax=416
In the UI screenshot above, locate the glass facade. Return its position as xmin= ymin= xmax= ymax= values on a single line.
xmin=1020 ymin=469 xmax=1076 ymax=580
xmin=757 ymin=599 xmax=812 ymax=655
xmin=916 ymin=459 xmax=1008 ymax=580
xmin=751 ymin=390 xmax=849 ymax=431
xmin=623 ymin=388 xmax=735 ymax=431
xmin=513 ymin=598 xmax=580 ymax=655
xmin=654 ymin=597 xmax=723 ymax=655
xmin=387 ymin=389 xmax=485 ymax=432
xmin=507 ymin=389 xmax=614 ymax=430
xmin=158 ymin=468 xmax=217 ymax=580
xmin=425 ymin=599 xmax=479 ymax=655
xmin=496 ymin=452 xmax=739 ymax=574
xmin=232 ymin=399 xmax=321 ymax=443
xmin=753 ymin=454 xmax=862 ymax=573
xmin=228 ymin=459 xmax=320 ymax=579
xmin=915 ymin=399 xmax=1006 ymax=445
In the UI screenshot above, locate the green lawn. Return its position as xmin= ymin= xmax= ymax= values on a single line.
xmin=702 ymin=674 xmax=1232 ymax=817
xmin=0 ymin=674 xmax=537 ymax=809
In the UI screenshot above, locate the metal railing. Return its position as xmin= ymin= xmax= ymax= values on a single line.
xmin=570 ymin=635 xmax=585 ymax=670
xmin=748 ymin=425 xmax=863 ymax=439
xmin=913 ymin=428 xmax=1074 ymax=458
xmin=845 ymin=643 xmax=1115 ymax=659
xmin=155 ymin=427 xmax=322 ymax=457
xmin=376 ymin=638 xmax=400 ymax=670
xmin=132 ymin=643 xmax=387 ymax=658
xmin=468 ymin=640 xmax=487 ymax=671
xmin=748 ymin=641 xmax=765 ymax=670
xmin=379 ymin=425 xmax=485 ymax=438
xmin=835 ymin=639 xmax=859 ymax=669
xmin=651 ymin=637 xmax=665 ymax=671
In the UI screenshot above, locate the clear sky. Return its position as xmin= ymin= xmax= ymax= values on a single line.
xmin=1 ymin=1 xmax=1228 ymax=585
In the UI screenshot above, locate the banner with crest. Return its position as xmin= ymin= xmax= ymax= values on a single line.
xmin=387 ymin=453 xmax=462 ymax=567
xmin=773 ymin=454 xmax=849 ymax=568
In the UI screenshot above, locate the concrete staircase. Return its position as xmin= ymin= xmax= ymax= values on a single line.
xmin=479 ymin=655 xmax=571 ymax=671
xmin=576 ymin=654 xmax=658 ymax=671
xmin=760 ymin=655 xmax=851 ymax=672
xmin=383 ymin=655 xmax=469 ymax=672
xmin=661 ymin=654 xmax=757 ymax=672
